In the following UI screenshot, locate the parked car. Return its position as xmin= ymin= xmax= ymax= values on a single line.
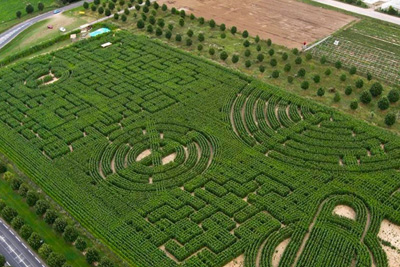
xmin=53 ymin=9 xmax=61 ymax=14
xmin=47 ymin=25 xmax=53 ymax=29
xmin=59 ymin=27 xmax=66 ymax=32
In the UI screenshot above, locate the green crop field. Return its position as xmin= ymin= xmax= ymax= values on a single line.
xmin=1 ymin=30 xmax=400 ymax=267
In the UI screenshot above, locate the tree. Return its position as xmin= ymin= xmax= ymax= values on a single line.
xmin=162 ymin=4 xmax=168 ymax=11
xmin=91 ymin=5 xmax=97 ymax=11
xmin=297 ymin=68 xmax=306 ymax=77
xmin=94 ymin=0 xmax=100 ymax=4
xmin=26 ymin=4 xmax=34 ymax=14
xmin=75 ymin=237 xmax=87 ymax=251
xmin=369 ymin=82 xmax=383 ymax=97
xmin=119 ymin=0 xmax=125 ymax=6
xmin=20 ymin=225 xmax=33 ymax=240
xmin=198 ymin=33 xmax=204 ymax=42
xmin=295 ymin=57 xmax=302 ymax=64
xmin=244 ymin=49 xmax=251 ymax=57
xmin=105 ymin=8 xmax=111 ymax=16
xmin=255 ymin=35 xmax=260 ymax=43
xmin=385 ymin=113 xmax=396 ymax=126
xmin=108 ymin=2 xmax=115 ymax=10
xmin=388 ymin=89 xmax=400 ymax=103
xmin=232 ymin=55 xmax=239 ymax=64
xmin=99 ymin=257 xmax=114 ymax=267
xmin=143 ymin=5 xmax=149 ymax=13
xmin=175 ymin=34 xmax=182 ymax=42
xmin=257 ymin=53 xmax=264 ymax=63
xmin=198 ymin=17 xmax=205 ymax=25
xmin=209 ymin=19 xmax=216 ymax=28
xmin=301 ymin=81 xmax=309 ymax=90
xmin=11 ymin=178 xmax=21 ymax=190
xmin=53 ymin=218 xmax=67 ymax=233
xmin=38 ymin=2 xmax=44 ymax=11
xmin=270 ymin=58 xmax=277 ymax=67
xmin=179 ymin=18 xmax=185 ymax=27
xmin=63 ymin=226 xmax=78 ymax=243
xmin=292 ymin=48 xmax=299 ymax=55
xmin=38 ymin=244 xmax=52 ymax=260
xmin=0 ymin=200 xmax=5 ymax=211
xmin=35 ymin=200 xmax=49 ymax=216
xmin=230 ymin=26 xmax=237 ymax=34
xmin=11 ymin=216 xmax=24 ymax=230
xmin=335 ymin=61 xmax=342 ymax=69
xmin=317 ymin=87 xmax=325 ymax=96
xmin=98 ymin=7 xmax=104 ymax=14
xmin=349 ymin=66 xmax=357 ymax=75
xmin=137 ymin=20 xmax=145 ymax=29
xmin=282 ymin=53 xmax=288 ymax=61
xmin=242 ymin=30 xmax=249 ymax=38
xmin=340 ymin=74 xmax=347 ymax=82
xmin=350 ymin=100 xmax=358 ymax=110
xmin=28 ymin=232 xmax=42 ymax=250
xmin=121 ymin=14 xmax=127 ymax=22
xmin=334 ymin=92 xmax=341 ymax=102
xmin=355 ymin=79 xmax=364 ymax=89
xmin=2 ymin=206 xmax=17 ymax=223
xmin=86 ymin=248 xmax=100 ymax=264
xmin=256 ymin=44 xmax=261 ymax=52
xmin=378 ymin=97 xmax=390 ymax=110
xmin=243 ymin=40 xmax=250 ymax=47
xmin=360 ymin=90 xmax=372 ymax=104
xmin=209 ymin=48 xmax=215 ymax=56
xmin=114 ymin=13 xmax=119 ymax=20
xmin=320 ymin=56 xmax=327 ymax=64
xmin=305 ymin=53 xmax=312 ymax=60
xmin=165 ymin=30 xmax=172 ymax=39
xmin=288 ymin=76 xmax=294 ymax=84
xmin=220 ymin=23 xmax=226 ymax=31
xmin=259 ymin=66 xmax=266 ymax=73
xmin=325 ymin=69 xmax=331 ymax=76
xmin=155 ymin=27 xmax=162 ymax=36
xmin=272 ymin=70 xmax=279 ymax=78
xmin=185 ymin=38 xmax=192 ymax=46
xmin=47 ymin=252 xmax=66 ymax=267
xmin=0 ymin=255 xmax=5 ymax=267
xmin=268 ymin=49 xmax=274 ymax=56
xmin=44 ymin=210 xmax=58 ymax=225
xmin=267 ymin=39 xmax=272 ymax=46
xmin=345 ymin=86 xmax=353 ymax=96
xmin=26 ymin=191 xmax=39 ymax=207
xmin=284 ymin=63 xmax=291 ymax=72
xmin=245 ymin=60 xmax=252 ymax=68
xmin=367 ymin=72 xmax=372 ymax=81
xmin=18 ymin=183 xmax=29 ymax=197
xmin=187 ymin=29 xmax=194 ymax=37
xmin=313 ymin=75 xmax=320 ymax=83
xmin=157 ymin=19 xmax=165 ymax=28
xmin=16 ymin=11 xmax=22 ymax=18
xmin=220 ymin=51 xmax=228 ymax=61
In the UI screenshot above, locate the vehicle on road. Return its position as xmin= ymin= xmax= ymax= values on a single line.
xmin=47 ymin=25 xmax=53 ymax=29
xmin=53 ymin=9 xmax=61 ymax=14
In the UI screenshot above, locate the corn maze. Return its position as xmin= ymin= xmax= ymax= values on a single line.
xmin=1 ymin=31 xmax=400 ymax=267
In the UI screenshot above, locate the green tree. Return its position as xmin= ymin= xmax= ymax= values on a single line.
xmin=301 ymin=81 xmax=309 ymax=90
xmin=369 ymin=82 xmax=383 ymax=97
xmin=257 ymin=53 xmax=264 ymax=62
xmin=243 ymin=40 xmax=250 ymax=47
xmin=334 ymin=92 xmax=341 ymax=102
xmin=53 ymin=217 xmax=67 ymax=233
xmin=11 ymin=216 xmax=24 ymax=230
xmin=320 ymin=56 xmax=327 ymax=64
xmin=268 ymin=49 xmax=274 ymax=56
xmin=232 ymin=54 xmax=239 ymax=64
xmin=26 ymin=191 xmax=39 ymax=207
xmin=35 ymin=200 xmax=49 ymax=216
xmin=146 ymin=24 xmax=153 ymax=33
xmin=209 ymin=19 xmax=216 ymax=28
xmin=335 ymin=61 xmax=342 ymax=69
xmin=230 ymin=26 xmax=237 ymax=34
xmin=345 ymin=86 xmax=353 ymax=95
xmin=355 ymin=79 xmax=364 ymax=89
xmin=38 ymin=2 xmax=44 ymax=11
xmin=83 ymin=1 xmax=90 ymax=9
xmin=378 ymin=97 xmax=390 ymax=110
xmin=38 ymin=244 xmax=52 ymax=260
xmin=16 ymin=10 xmax=22 ymax=18
xmin=44 ymin=210 xmax=58 ymax=225
xmin=105 ymin=8 xmax=111 ymax=16
xmin=282 ymin=53 xmax=288 ymax=61
xmin=245 ymin=60 xmax=252 ymax=68
xmin=385 ymin=113 xmax=396 ymax=126
xmin=2 ymin=207 xmax=17 ymax=223
xmin=20 ymin=225 xmax=33 ymax=240
xmin=11 ymin=178 xmax=21 ymax=190
xmin=18 ymin=183 xmax=29 ymax=197
xmin=162 ymin=4 xmax=167 ymax=11
xmin=0 ymin=255 xmax=4 ymax=267
xmin=198 ymin=33 xmax=205 ymax=42
xmin=317 ymin=87 xmax=325 ymax=96
xmin=244 ymin=49 xmax=251 ymax=57
xmin=75 ymin=236 xmax=87 ymax=251
xmin=209 ymin=48 xmax=215 ymax=56
xmin=220 ymin=23 xmax=226 ymax=31
xmin=295 ymin=57 xmax=302 ymax=64
xmin=99 ymin=257 xmax=114 ymax=267
xmin=114 ymin=13 xmax=119 ymax=20
xmin=63 ymin=226 xmax=78 ymax=243
xmin=121 ymin=14 xmax=127 ymax=22
xmin=360 ymin=90 xmax=372 ymax=104
xmin=242 ymin=30 xmax=249 ymax=38
xmin=349 ymin=66 xmax=357 ymax=75
xmin=340 ymin=74 xmax=346 ymax=82
xmin=165 ymin=30 xmax=172 ymax=39
xmin=272 ymin=70 xmax=279 ymax=78
xmin=267 ymin=39 xmax=272 ymax=46
xmin=137 ymin=19 xmax=145 ymax=29
xmin=388 ymin=89 xmax=400 ymax=103
xmin=220 ymin=51 xmax=228 ymax=61
xmin=350 ymin=100 xmax=358 ymax=110
xmin=284 ymin=63 xmax=291 ymax=72
xmin=270 ymin=58 xmax=277 ymax=67
xmin=305 ymin=53 xmax=312 ymax=60
xmin=297 ymin=68 xmax=306 ymax=77
xmin=325 ymin=69 xmax=331 ymax=76
xmin=98 ymin=6 xmax=104 ymax=14
xmin=47 ymin=252 xmax=66 ymax=267
xmin=313 ymin=75 xmax=320 ymax=83
xmin=28 ymin=232 xmax=42 ymax=250
xmin=259 ymin=66 xmax=266 ymax=73
xmin=86 ymin=248 xmax=100 ymax=264
xmin=26 ymin=4 xmax=34 ymax=14
xmin=186 ymin=38 xmax=192 ymax=46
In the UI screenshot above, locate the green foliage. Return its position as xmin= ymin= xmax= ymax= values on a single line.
xmin=385 ymin=113 xmax=396 ymax=126
xmin=350 ymin=100 xmax=359 ymax=110
xmin=86 ymin=248 xmax=100 ymax=264
xmin=53 ymin=217 xmax=67 ymax=233
xmin=345 ymin=86 xmax=353 ymax=96
xmin=388 ymin=89 xmax=400 ymax=103
xmin=11 ymin=216 xmax=25 ymax=230
xmin=38 ymin=243 xmax=53 ymax=260
xmin=47 ymin=252 xmax=66 ymax=267
xmin=20 ymin=225 xmax=33 ymax=240
xmin=298 ymin=68 xmax=306 ymax=77
xmin=75 ymin=237 xmax=87 ymax=251
xmin=378 ymin=97 xmax=390 ymax=110
xmin=26 ymin=190 xmax=39 ymax=206
xmin=2 ymin=206 xmax=17 ymax=223
xmin=63 ymin=226 xmax=78 ymax=243
xmin=334 ymin=92 xmax=341 ymax=102
xmin=360 ymin=90 xmax=372 ymax=104
xmin=301 ymin=81 xmax=309 ymax=90
xmin=317 ymin=87 xmax=325 ymax=96
xmin=220 ymin=51 xmax=228 ymax=61
xmin=369 ymin=82 xmax=383 ymax=97
xmin=272 ymin=70 xmax=279 ymax=79
xmin=28 ymin=232 xmax=42 ymax=250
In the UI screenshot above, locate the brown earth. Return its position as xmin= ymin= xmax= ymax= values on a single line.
xmin=158 ymin=0 xmax=356 ymax=48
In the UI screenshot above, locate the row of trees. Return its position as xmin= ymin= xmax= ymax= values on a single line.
xmin=16 ymin=2 xmax=45 ymax=18
xmin=0 ymin=166 xmax=115 ymax=267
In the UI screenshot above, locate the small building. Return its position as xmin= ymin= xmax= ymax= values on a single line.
xmin=70 ymin=34 xmax=77 ymax=42
xmin=101 ymin=42 xmax=112 ymax=48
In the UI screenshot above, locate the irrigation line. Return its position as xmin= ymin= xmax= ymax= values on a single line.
xmin=304 ymin=36 xmax=331 ymax=52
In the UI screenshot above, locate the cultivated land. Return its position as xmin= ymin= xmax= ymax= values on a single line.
xmin=1 ymin=30 xmax=400 ymax=266
xmin=157 ymin=0 xmax=356 ymax=48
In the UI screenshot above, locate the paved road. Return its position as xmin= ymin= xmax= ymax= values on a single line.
xmin=313 ymin=0 xmax=400 ymax=25
xmin=0 ymin=220 xmax=45 ymax=267
xmin=0 ymin=0 xmax=93 ymax=50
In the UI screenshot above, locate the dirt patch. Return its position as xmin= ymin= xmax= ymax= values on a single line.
xmin=224 ymin=254 xmax=244 ymax=267
xmin=158 ymin=0 xmax=355 ymax=48
xmin=162 ymin=153 xmax=176 ymax=165
xmin=272 ymin=238 xmax=291 ymax=267
xmin=378 ymin=219 xmax=400 ymax=266
xmin=136 ymin=149 xmax=151 ymax=161
xmin=332 ymin=205 xmax=356 ymax=220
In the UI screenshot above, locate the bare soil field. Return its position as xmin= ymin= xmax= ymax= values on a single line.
xmin=158 ymin=0 xmax=356 ymax=48
xmin=378 ymin=219 xmax=400 ymax=267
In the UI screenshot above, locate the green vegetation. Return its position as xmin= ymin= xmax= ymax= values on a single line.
xmin=1 ymin=27 xmax=400 ymax=266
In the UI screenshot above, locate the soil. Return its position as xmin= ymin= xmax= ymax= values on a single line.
xmin=136 ymin=149 xmax=151 ymax=161
xmin=378 ymin=219 xmax=400 ymax=267
xmin=332 ymin=205 xmax=356 ymax=220
xmin=158 ymin=0 xmax=356 ymax=48
xmin=272 ymin=238 xmax=291 ymax=267
xmin=224 ymin=254 xmax=244 ymax=267
xmin=162 ymin=152 xmax=177 ymax=165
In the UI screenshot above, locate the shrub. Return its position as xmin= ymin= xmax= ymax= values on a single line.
xmin=270 ymin=59 xmax=277 ymax=67
xmin=369 ymin=82 xmax=383 ymax=97
xmin=220 ymin=24 xmax=226 ymax=31
xmin=198 ymin=17 xmax=205 ymax=25
xmin=288 ymin=76 xmax=294 ymax=83
xmin=28 ymin=232 xmax=42 ymax=250
xmin=345 ymin=86 xmax=353 ymax=96
xmin=267 ymin=39 xmax=272 ymax=46
xmin=378 ymin=97 xmax=390 ymax=110
xmin=335 ymin=61 xmax=342 ymax=69
xmin=105 ymin=8 xmax=111 ymax=16
xmin=179 ymin=18 xmax=184 ymax=27
xmin=38 ymin=244 xmax=52 ymax=260
xmin=99 ymin=257 xmax=114 ymax=267
xmin=20 ymin=225 xmax=33 ymax=240
xmin=11 ymin=216 xmax=25 ymax=230
xmin=245 ymin=60 xmax=252 ymax=68
xmin=313 ymin=75 xmax=320 ymax=83
xmin=187 ymin=29 xmax=194 ymax=37
xmin=243 ymin=40 xmax=250 ymax=47
xmin=98 ymin=7 xmax=104 ymax=14
xmin=282 ymin=52 xmax=288 ymax=61
xmin=35 ymin=200 xmax=49 ymax=215
xmin=360 ymin=91 xmax=372 ymax=104
xmin=53 ymin=218 xmax=68 ymax=233
xmin=232 ymin=55 xmax=239 ymax=64
xmin=268 ymin=49 xmax=274 ymax=56
xmin=175 ymin=34 xmax=182 ymax=42
xmin=295 ymin=57 xmax=302 ymax=65
xmin=305 ymin=53 xmax=312 ymax=60
xmin=198 ymin=33 xmax=205 ymax=42
xmin=2 ymin=207 xmax=17 ymax=223
xmin=162 ymin=4 xmax=167 ymax=11
xmin=0 ymin=200 xmax=5 ymax=211
xmin=355 ymin=79 xmax=364 ymax=89
xmin=47 ymin=252 xmax=66 ymax=267
xmin=26 ymin=4 xmax=34 ymax=14
xmin=257 ymin=54 xmax=264 ymax=62
xmin=0 ymin=164 xmax=6 ymax=174
xmin=242 ymin=30 xmax=249 ymax=38
xmin=385 ymin=113 xmax=396 ymax=126
xmin=297 ymin=68 xmax=306 ymax=77
xmin=334 ymin=92 xmax=341 ymax=102
xmin=146 ymin=25 xmax=153 ymax=33
xmin=230 ymin=26 xmax=237 ymax=34
xmin=317 ymin=87 xmax=325 ymax=96
xmin=11 ymin=177 xmax=22 ymax=190
xmin=44 ymin=210 xmax=58 ymax=225
xmin=284 ymin=63 xmax=291 ymax=72
xmin=325 ymin=69 xmax=331 ymax=76
xmin=124 ymin=8 xmax=130 ymax=15
xmin=256 ymin=44 xmax=261 ymax=52
xmin=86 ymin=248 xmax=100 ymax=264
xmin=197 ymin=44 xmax=203 ymax=51
xmin=259 ymin=66 xmax=266 ymax=73
xmin=186 ymin=38 xmax=192 ymax=46
xmin=209 ymin=19 xmax=216 ymax=28
xmin=292 ymin=48 xmax=299 ymax=55
xmin=255 ymin=35 xmax=260 ymax=43
xmin=18 ymin=183 xmax=29 ymax=197
xmin=16 ymin=10 xmax=22 ymax=18
xmin=165 ymin=31 xmax=172 ymax=39
xmin=63 ymin=226 xmax=78 ymax=243
xmin=137 ymin=20 xmax=145 ymax=29
xmin=320 ymin=56 xmax=327 ymax=64
xmin=209 ymin=48 xmax=215 ymax=55
xmin=350 ymin=100 xmax=358 ymax=110
xmin=155 ymin=27 xmax=162 ymax=36
xmin=301 ymin=81 xmax=309 ymax=90
xmin=220 ymin=33 xmax=226 ymax=39
xmin=91 ymin=5 xmax=97 ymax=11
xmin=220 ymin=51 xmax=228 ymax=61
xmin=349 ymin=66 xmax=357 ymax=75
xmin=340 ymin=74 xmax=347 ymax=82
xmin=367 ymin=72 xmax=372 ymax=81
xmin=272 ymin=70 xmax=280 ymax=78
xmin=245 ymin=49 xmax=251 ymax=57
xmin=75 ymin=237 xmax=87 ymax=251
xmin=121 ymin=14 xmax=127 ymax=22
xmin=388 ymin=89 xmax=400 ymax=103
xmin=190 ymin=14 xmax=195 ymax=20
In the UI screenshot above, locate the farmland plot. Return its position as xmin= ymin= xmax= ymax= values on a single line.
xmin=1 ymin=31 xmax=400 ymax=266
